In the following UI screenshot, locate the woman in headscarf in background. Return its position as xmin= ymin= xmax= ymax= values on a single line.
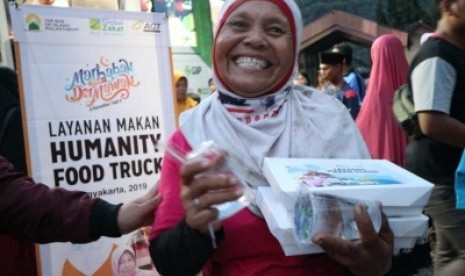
xmin=356 ymin=34 xmax=409 ymax=166
xmin=173 ymin=70 xmax=198 ymax=124
xmin=112 ymin=246 xmax=156 ymax=276
xmin=149 ymin=1 xmax=394 ymax=275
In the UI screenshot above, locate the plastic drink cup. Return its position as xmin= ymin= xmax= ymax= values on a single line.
xmin=294 ymin=191 xmax=381 ymax=242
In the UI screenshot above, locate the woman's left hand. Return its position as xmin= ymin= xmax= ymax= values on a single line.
xmin=312 ymin=204 xmax=394 ymax=276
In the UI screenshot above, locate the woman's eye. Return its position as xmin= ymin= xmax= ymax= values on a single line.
xmin=228 ymin=19 xmax=248 ymax=29
xmin=268 ymin=26 xmax=285 ymax=35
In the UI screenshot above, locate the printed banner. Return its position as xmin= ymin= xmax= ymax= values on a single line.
xmin=9 ymin=3 xmax=174 ymax=275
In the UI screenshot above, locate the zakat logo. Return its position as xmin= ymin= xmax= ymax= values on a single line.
xmin=25 ymin=13 xmax=41 ymax=31
xmin=89 ymin=18 xmax=103 ymax=31
xmin=89 ymin=18 xmax=124 ymax=33
xmin=64 ymin=57 xmax=140 ymax=111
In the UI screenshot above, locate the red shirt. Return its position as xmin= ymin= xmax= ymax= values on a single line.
xmin=150 ymin=129 xmax=345 ymax=275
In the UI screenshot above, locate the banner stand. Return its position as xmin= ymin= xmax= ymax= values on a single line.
xmin=10 ymin=3 xmax=174 ymax=275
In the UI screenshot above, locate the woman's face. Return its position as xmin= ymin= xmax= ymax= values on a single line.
xmin=214 ymin=1 xmax=294 ymax=97
xmin=118 ymin=251 xmax=137 ymax=276
xmin=176 ymin=77 xmax=187 ymax=101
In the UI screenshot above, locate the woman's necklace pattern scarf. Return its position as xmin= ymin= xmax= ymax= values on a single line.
xmin=217 ymin=87 xmax=289 ymax=129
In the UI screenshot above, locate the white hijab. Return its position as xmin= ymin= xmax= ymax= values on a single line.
xmin=180 ymin=0 xmax=369 ymax=214
xmin=111 ymin=246 xmax=136 ymax=276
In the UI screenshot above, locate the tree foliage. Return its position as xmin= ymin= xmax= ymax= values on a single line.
xmin=375 ymin=0 xmax=387 ymax=26
xmin=296 ymin=0 xmax=437 ymax=29
xmin=381 ymin=0 xmax=435 ymax=29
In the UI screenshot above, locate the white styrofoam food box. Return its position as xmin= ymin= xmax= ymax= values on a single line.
xmin=257 ymin=187 xmax=429 ymax=256
xmin=279 ymin=237 xmax=418 ymax=256
xmin=263 ymin=158 xmax=433 ymax=217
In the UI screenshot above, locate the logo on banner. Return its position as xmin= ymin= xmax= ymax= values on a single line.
xmin=143 ymin=23 xmax=161 ymax=33
xmin=25 ymin=13 xmax=79 ymax=32
xmin=89 ymin=18 xmax=103 ymax=31
xmin=64 ymin=56 xmax=140 ymax=110
xmin=25 ymin=13 xmax=41 ymax=31
xmin=130 ymin=21 xmax=161 ymax=33
xmin=89 ymin=18 xmax=124 ymax=35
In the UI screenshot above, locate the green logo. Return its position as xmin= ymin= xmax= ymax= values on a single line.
xmin=132 ymin=21 xmax=144 ymax=31
xmin=89 ymin=18 xmax=102 ymax=30
xmin=25 ymin=13 xmax=41 ymax=31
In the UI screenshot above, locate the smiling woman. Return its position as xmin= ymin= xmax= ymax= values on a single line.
xmin=111 ymin=246 xmax=156 ymax=276
xmin=148 ymin=1 xmax=394 ymax=276
xmin=212 ymin=1 xmax=295 ymax=97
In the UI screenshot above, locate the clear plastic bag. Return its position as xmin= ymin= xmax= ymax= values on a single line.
xmin=166 ymin=140 xmax=250 ymax=220
xmin=293 ymin=187 xmax=381 ymax=242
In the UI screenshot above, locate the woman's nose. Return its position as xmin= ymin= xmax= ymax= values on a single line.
xmin=243 ymin=27 xmax=267 ymax=48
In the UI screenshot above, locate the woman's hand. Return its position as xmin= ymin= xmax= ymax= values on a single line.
xmin=180 ymin=151 xmax=243 ymax=234
xmin=312 ymin=204 xmax=394 ymax=276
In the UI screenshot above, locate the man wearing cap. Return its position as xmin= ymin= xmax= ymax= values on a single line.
xmin=319 ymin=51 xmax=360 ymax=119
xmin=331 ymin=43 xmax=366 ymax=105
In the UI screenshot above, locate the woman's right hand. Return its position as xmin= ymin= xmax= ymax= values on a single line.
xmin=180 ymin=151 xmax=243 ymax=234
xmin=312 ymin=204 xmax=394 ymax=276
